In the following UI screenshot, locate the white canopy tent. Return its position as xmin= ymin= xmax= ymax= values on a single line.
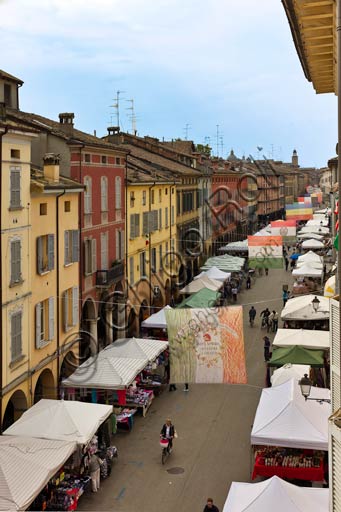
xmin=272 ymin=329 xmax=329 ymax=350
xmin=301 ymin=239 xmax=325 ymax=249
xmin=292 ymin=263 xmax=323 ymax=278
xmin=193 ymin=266 xmax=231 ymax=283
xmin=297 ymin=232 xmax=324 ymax=241
xmin=3 ymin=399 xmax=113 ymax=445
xmin=296 ymin=259 xmax=323 ymax=270
xmin=141 ymin=305 xmax=172 ymax=329
xmin=179 ymin=275 xmax=222 ymax=294
xmin=218 ymin=240 xmax=248 ymax=252
xmin=251 ymin=378 xmax=331 ymax=450
xmin=223 ymin=476 xmax=328 ymax=512
xmin=306 ymin=219 xmax=329 ymax=227
xmin=281 ymin=294 xmax=329 ymax=321
xmin=0 ymin=436 xmax=76 ymax=511
xmin=299 ymin=226 xmax=329 ymax=235
xmin=271 ymin=364 xmax=310 ymax=387
xmin=297 ymin=250 xmax=323 ymax=264
xmin=62 ymin=338 xmax=168 ymax=390
xmin=200 ymin=254 xmax=245 ymax=272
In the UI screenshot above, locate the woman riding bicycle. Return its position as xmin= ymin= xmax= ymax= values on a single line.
xmin=160 ymin=418 xmax=175 ymax=453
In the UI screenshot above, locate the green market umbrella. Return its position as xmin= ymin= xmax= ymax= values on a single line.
xmin=268 ymin=345 xmax=325 ymax=367
xmin=176 ymin=288 xmax=220 ymax=309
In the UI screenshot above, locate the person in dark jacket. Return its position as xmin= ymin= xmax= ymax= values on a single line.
xmin=263 ymin=336 xmax=271 ymax=362
xmin=203 ymin=498 xmax=219 ymax=512
xmin=160 ymin=418 xmax=175 ymax=452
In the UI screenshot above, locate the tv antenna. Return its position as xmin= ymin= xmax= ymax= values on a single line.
xmin=184 ymin=123 xmax=191 ymax=140
xmin=216 ymin=125 xmax=220 ymax=157
xmin=109 ymin=90 xmax=125 ymax=129
xmin=256 ymin=146 xmax=263 ymax=160
xmin=126 ymin=99 xmax=137 ymax=135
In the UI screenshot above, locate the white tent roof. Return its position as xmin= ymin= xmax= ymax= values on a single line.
xmin=281 ymin=294 xmax=329 ymax=321
xmin=223 ymin=476 xmax=329 ymax=512
xmin=0 ymin=436 xmax=76 ymax=511
xmin=292 ymin=263 xmax=323 ymax=277
xmin=301 ymin=239 xmax=325 ymax=249
xmin=297 ymin=251 xmax=322 ymax=263
xmin=3 ymin=399 xmax=113 ymax=445
xmin=141 ymin=305 xmax=172 ymax=329
xmin=306 ymin=219 xmax=329 ymax=227
xmin=296 ymin=259 xmax=323 ymax=269
xmin=271 ymin=364 xmax=311 ymax=387
xmin=219 ymin=240 xmax=248 ymax=252
xmin=251 ymin=378 xmax=331 ymax=449
xmin=299 ymin=226 xmax=329 ymax=234
xmin=62 ymin=338 xmax=168 ymax=390
xmin=297 ymin=232 xmax=324 ymax=241
xmin=273 ymin=329 xmax=329 ymax=350
xmin=200 ymin=254 xmax=245 ymax=272
xmin=179 ymin=275 xmax=222 ymax=294
xmin=194 ymin=266 xmax=231 ymax=283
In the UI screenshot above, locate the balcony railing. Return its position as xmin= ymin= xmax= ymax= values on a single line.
xmin=96 ymin=261 xmax=124 ymax=287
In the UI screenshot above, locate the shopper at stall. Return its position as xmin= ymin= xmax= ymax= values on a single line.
xmin=203 ymin=498 xmax=219 ymax=512
xmin=89 ymin=453 xmax=103 ymax=493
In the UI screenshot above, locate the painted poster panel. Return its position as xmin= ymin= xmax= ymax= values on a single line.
xmin=165 ymin=307 xmax=247 ymax=384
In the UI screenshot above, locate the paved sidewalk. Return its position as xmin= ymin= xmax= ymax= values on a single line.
xmin=78 ymin=268 xmax=294 ymax=512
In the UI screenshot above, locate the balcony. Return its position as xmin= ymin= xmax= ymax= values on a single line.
xmin=96 ymin=261 xmax=125 ymax=287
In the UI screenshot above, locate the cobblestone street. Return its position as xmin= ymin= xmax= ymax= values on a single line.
xmin=78 ymin=267 xmax=295 ymax=512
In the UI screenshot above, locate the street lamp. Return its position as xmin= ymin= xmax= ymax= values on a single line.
xmin=312 ymin=296 xmax=320 ymax=312
xmin=299 ymin=374 xmax=330 ymax=403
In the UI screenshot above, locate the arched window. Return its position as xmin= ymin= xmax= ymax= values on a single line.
xmin=115 ymin=176 xmax=121 ymax=209
xmin=84 ymin=176 xmax=92 ymax=214
xmin=101 ymin=176 xmax=108 ymax=212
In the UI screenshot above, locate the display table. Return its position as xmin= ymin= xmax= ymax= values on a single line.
xmin=252 ymin=455 xmax=324 ymax=481
xmin=137 ymin=380 xmax=166 ymax=397
xmin=114 ymin=390 xmax=154 ymax=417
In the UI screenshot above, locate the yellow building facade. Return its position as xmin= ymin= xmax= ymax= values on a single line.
xmin=126 ymin=177 xmax=178 ymax=336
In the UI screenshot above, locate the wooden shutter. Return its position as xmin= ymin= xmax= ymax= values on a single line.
xmin=129 ymin=256 xmax=134 ymax=285
xmin=64 ymin=231 xmax=70 ymax=265
xmin=332 ymin=436 xmax=341 ymax=512
xmin=10 ymin=168 xmax=20 ymax=207
xmin=130 ymin=214 xmax=135 ymax=239
xmin=120 ymin=230 xmax=125 ymax=260
xmin=115 ymin=230 xmax=120 ymax=260
xmin=72 ymin=230 xmax=80 ymax=263
xmin=159 ymin=209 xmax=162 ymax=230
xmin=165 ymin=207 xmax=168 ymax=227
xmin=62 ymin=291 xmax=69 ymax=331
xmin=48 ymin=297 xmax=55 ymax=341
xmin=91 ymin=238 xmax=97 ymax=273
xmin=72 ymin=286 xmax=79 ymax=326
xmin=101 ymin=176 xmax=108 ymax=211
xmin=331 ymin=299 xmax=340 ymax=410
xmin=11 ymin=312 xmax=22 ymax=360
xmin=171 ymin=205 xmax=175 ymax=225
xmin=11 ymin=239 xmax=21 ymax=283
xmin=84 ymin=240 xmax=89 ymax=275
xmin=143 ymin=212 xmax=149 ymax=235
xmin=115 ymin=176 xmax=121 ymax=209
xmin=48 ymin=234 xmax=55 ymax=270
xmin=159 ymin=245 xmax=162 ymax=270
xmin=37 ymin=236 xmax=43 ymax=274
xmin=135 ymin=214 xmax=140 ymax=237
xmin=35 ymin=302 xmax=42 ymax=349
xmin=101 ymin=232 xmax=108 ymax=270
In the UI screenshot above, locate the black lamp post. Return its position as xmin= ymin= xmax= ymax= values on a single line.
xmin=299 ymin=374 xmax=330 ymax=403
xmin=312 ymin=296 xmax=320 ymax=312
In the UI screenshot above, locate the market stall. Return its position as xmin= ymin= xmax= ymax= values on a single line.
xmin=301 ymin=239 xmax=325 ymax=250
xmin=268 ymin=346 xmax=325 ymax=368
xmin=141 ymin=305 xmax=172 ymax=330
xmin=297 ymin=232 xmax=324 ymax=241
xmin=176 ymin=288 xmax=221 ymax=309
xmin=223 ymin=476 xmax=328 ymax=512
xmin=272 ymin=329 xmax=329 ymax=350
xmin=218 ymin=240 xmax=248 ymax=254
xmin=179 ymin=275 xmax=222 ymax=295
xmin=193 ymin=266 xmax=231 ymax=282
xmin=0 ymin=436 xmax=76 ymax=511
xmin=271 ymin=364 xmax=310 ymax=387
xmin=200 ymin=254 xmax=245 ymax=272
xmin=297 ymin=251 xmax=323 ymax=264
xmin=281 ymin=294 xmax=329 ymax=329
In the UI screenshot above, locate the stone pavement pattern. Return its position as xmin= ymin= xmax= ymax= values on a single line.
xmin=78 ymin=267 xmax=294 ymax=512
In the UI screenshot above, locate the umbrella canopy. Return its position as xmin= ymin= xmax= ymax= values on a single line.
xmin=0 ymin=436 xmax=76 ymax=511
xmin=177 ymin=288 xmax=220 ymax=309
xmin=62 ymin=338 xmax=168 ymax=390
xmin=194 ymin=266 xmax=231 ymax=282
xmin=324 ymin=275 xmax=335 ymax=298
xmin=271 ymin=364 xmax=310 ymax=387
xmin=223 ymin=476 xmax=329 ymax=512
xmin=179 ymin=275 xmax=222 ymax=294
xmin=297 ymin=250 xmax=322 ymax=263
xmin=290 ymin=253 xmax=299 ymax=260
xmin=141 ymin=305 xmax=172 ymax=329
xmin=251 ymin=378 xmax=331 ymax=449
xmin=281 ymin=294 xmax=329 ymax=321
xmin=301 ymin=239 xmax=325 ymax=249
xmin=297 ymin=232 xmax=324 ymax=241
xmin=3 ymin=400 xmax=113 ymax=445
xmin=292 ymin=263 xmax=322 ymax=278
xmin=272 ymin=329 xmax=329 ymax=350
xmin=269 ymin=345 xmax=325 ymax=367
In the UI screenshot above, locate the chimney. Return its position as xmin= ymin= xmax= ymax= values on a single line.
xmin=292 ymin=149 xmax=298 ymax=167
xmin=107 ymin=126 xmax=120 ymax=136
xmin=58 ymin=113 xmax=74 ymax=136
xmin=43 ymin=153 xmax=60 ymax=182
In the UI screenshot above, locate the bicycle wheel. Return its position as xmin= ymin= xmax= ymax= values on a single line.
xmin=162 ymin=448 xmax=167 ymax=465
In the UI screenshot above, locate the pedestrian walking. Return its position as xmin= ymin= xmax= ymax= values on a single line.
xmin=246 ymin=275 xmax=251 ymax=289
xmin=285 ymin=257 xmax=289 ymax=271
xmin=184 ymin=383 xmax=189 ymax=392
xmin=265 ymin=267 xmax=269 ymax=276
xmin=232 ymin=286 xmax=238 ymax=302
xmin=89 ymin=453 xmax=103 ymax=492
xmin=282 ymin=289 xmax=289 ymax=307
xmin=267 ymin=310 xmax=274 ymax=333
xmin=272 ymin=310 xmax=278 ymax=331
xmin=249 ymin=306 xmax=256 ymax=327
xmin=263 ymin=336 xmax=271 ymax=362
xmin=169 ymin=383 xmax=177 ymax=391
xmin=203 ymin=498 xmax=219 ymax=512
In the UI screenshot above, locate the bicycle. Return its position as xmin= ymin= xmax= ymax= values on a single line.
xmin=160 ymin=437 xmax=172 ymax=464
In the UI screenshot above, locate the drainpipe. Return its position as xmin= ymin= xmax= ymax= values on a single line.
xmin=148 ymin=182 xmax=156 ymax=314
xmin=0 ymin=125 xmax=8 ymax=432
xmin=56 ymin=189 xmax=66 ymax=397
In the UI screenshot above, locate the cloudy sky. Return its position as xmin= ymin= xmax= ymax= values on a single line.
xmin=0 ymin=0 xmax=337 ymax=167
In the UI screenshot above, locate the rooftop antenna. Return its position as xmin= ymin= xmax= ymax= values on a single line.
xmin=184 ymin=124 xmax=191 ymax=140
xmin=256 ymin=146 xmax=263 ymax=160
xmin=220 ymin=136 xmax=224 ymax=158
xmin=216 ymin=125 xmax=220 ymax=157
xmin=126 ymin=99 xmax=137 ymax=135
xmin=109 ymin=90 xmax=125 ymax=129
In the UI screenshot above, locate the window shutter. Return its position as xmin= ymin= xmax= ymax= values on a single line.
xmin=72 ymin=286 xmax=79 ymax=326
xmin=101 ymin=177 xmax=108 ymax=211
xmin=120 ymin=230 xmax=125 ymax=260
xmin=116 ymin=230 xmax=120 ymax=260
xmin=72 ymin=230 xmax=80 ymax=263
xmin=154 ymin=210 xmax=158 ymax=231
xmin=63 ymin=291 xmax=69 ymax=331
xmin=48 ymin=296 xmax=55 ymax=341
xmin=91 ymin=238 xmax=97 ymax=273
xmin=130 ymin=214 xmax=135 ymax=239
xmin=101 ymin=232 xmax=108 ymax=270
xmin=11 ymin=240 xmax=21 ymax=283
xmin=129 ymin=256 xmax=134 ymax=284
xmin=143 ymin=212 xmax=149 ymax=235
xmin=115 ymin=176 xmax=121 ymax=209
xmin=64 ymin=231 xmax=69 ymax=265
xmin=331 ymin=299 xmax=340 ymax=409
xmin=35 ymin=302 xmax=42 ymax=349
xmin=165 ymin=207 xmax=168 ymax=228
xmin=37 ymin=236 xmax=43 ymax=274
xmin=48 ymin=234 xmax=55 ymax=270
xmin=159 ymin=209 xmax=162 ymax=230
xmin=17 ymin=311 xmax=22 ymax=357
xmin=10 ymin=168 xmax=20 ymax=207
xmin=135 ymin=214 xmax=140 ymax=237
xmin=84 ymin=240 xmax=89 ymax=275
xmin=171 ymin=206 xmax=175 ymax=225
